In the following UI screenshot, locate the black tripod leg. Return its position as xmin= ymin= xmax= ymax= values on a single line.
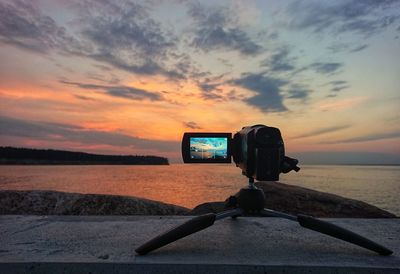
xmin=135 ymin=208 xmax=243 ymax=255
xmin=261 ymin=209 xmax=393 ymax=256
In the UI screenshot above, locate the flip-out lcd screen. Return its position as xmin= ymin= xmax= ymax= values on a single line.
xmin=181 ymin=132 xmax=231 ymax=163
xmin=189 ymin=137 xmax=228 ymax=160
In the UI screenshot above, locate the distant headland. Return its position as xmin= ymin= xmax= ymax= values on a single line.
xmin=0 ymin=147 xmax=169 ymax=165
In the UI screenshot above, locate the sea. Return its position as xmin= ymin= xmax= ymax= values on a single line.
xmin=0 ymin=164 xmax=399 ymax=215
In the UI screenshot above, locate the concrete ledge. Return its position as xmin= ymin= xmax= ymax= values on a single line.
xmin=1 ymin=263 xmax=399 ymax=274
xmin=1 ymin=216 xmax=399 ymax=273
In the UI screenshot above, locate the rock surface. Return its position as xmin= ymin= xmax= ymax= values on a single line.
xmin=0 ymin=190 xmax=189 ymax=215
xmin=190 ymin=181 xmax=396 ymax=218
xmin=0 ymin=181 xmax=396 ymax=217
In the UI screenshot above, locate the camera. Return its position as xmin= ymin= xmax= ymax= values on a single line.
xmin=138 ymin=125 xmax=391 ymax=256
xmin=182 ymin=124 xmax=300 ymax=181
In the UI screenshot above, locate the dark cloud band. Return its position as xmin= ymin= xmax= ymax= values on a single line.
xmin=232 ymin=73 xmax=288 ymax=112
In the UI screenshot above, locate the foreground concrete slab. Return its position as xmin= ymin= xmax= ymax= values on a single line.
xmin=0 ymin=215 xmax=399 ymax=273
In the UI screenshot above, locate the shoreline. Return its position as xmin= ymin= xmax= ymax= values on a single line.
xmin=0 ymin=147 xmax=170 ymax=165
xmin=0 ymin=162 xmax=169 ymax=165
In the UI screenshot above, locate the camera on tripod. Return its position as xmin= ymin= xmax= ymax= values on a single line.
xmin=136 ymin=124 xmax=393 ymax=256
xmin=182 ymin=124 xmax=300 ymax=181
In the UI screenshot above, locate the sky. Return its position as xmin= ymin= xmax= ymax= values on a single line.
xmin=0 ymin=0 xmax=399 ymax=164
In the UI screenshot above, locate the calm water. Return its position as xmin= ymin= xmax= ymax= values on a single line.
xmin=0 ymin=164 xmax=399 ymax=215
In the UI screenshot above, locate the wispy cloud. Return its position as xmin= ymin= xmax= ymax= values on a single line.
xmin=321 ymin=131 xmax=400 ymax=144
xmin=331 ymin=86 xmax=349 ymax=92
xmin=198 ymin=81 xmax=220 ymax=94
xmin=286 ymin=88 xmax=311 ymax=100
xmin=309 ymin=62 xmax=343 ymax=74
xmin=330 ymin=80 xmax=347 ymax=86
xmin=61 ymin=80 xmax=163 ymax=101
xmin=183 ymin=121 xmax=202 ymax=130
xmin=317 ymin=96 xmax=368 ymax=111
xmin=0 ymin=0 xmax=83 ymax=54
xmin=327 ymin=80 xmax=350 ymax=96
xmin=75 ymin=0 xmax=195 ymax=79
xmin=188 ymin=2 xmax=263 ymax=56
xmin=261 ymin=47 xmax=295 ymax=72
xmin=286 ymin=0 xmax=400 ymax=37
xmin=291 ymin=151 xmax=400 ymax=165
xmin=327 ymin=43 xmax=369 ymax=54
xmin=292 ymin=125 xmax=351 ymax=139
xmin=0 ymin=1 xmax=194 ymax=79
xmin=349 ymin=44 xmax=368 ymax=53
xmin=196 ymin=75 xmax=237 ymax=101
xmin=74 ymin=94 xmax=96 ymax=101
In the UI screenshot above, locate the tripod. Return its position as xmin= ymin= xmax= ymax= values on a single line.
xmin=135 ymin=178 xmax=393 ymax=256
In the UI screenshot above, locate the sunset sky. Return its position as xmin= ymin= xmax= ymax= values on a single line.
xmin=0 ymin=0 xmax=399 ymax=164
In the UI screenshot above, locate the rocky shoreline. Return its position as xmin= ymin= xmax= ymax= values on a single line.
xmin=0 ymin=190 xmax=188 ymax=215
xmin=0 ymin=182 xmax=396 ymax=217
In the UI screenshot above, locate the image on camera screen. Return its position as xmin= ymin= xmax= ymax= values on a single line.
xmin=189 ymin=137 xmax=228 ymax=160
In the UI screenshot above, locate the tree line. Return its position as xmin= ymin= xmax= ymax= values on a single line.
xmin=0 ymin=147 xmax=169 ymax=165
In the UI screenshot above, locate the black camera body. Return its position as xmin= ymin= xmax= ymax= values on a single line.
xmin=181 ymin=124 xmax=299 ymax=181
xmin=232 ymin=125 xmax=285 ymax=181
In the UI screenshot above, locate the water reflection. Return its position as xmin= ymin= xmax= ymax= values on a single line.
xmin=0 ymin=164 xmax=399 ymax=214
